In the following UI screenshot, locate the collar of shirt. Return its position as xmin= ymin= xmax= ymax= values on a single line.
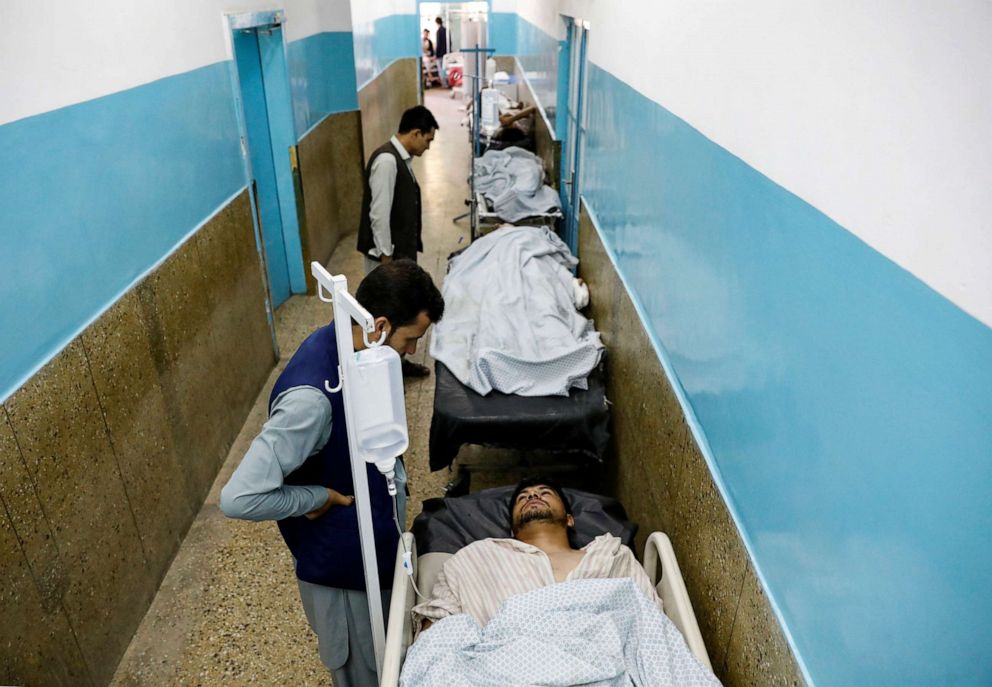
xmin=487 ymin=533 xmax=619 ymax=555
xmin=390 ymin=135 xmax=412 ymax=161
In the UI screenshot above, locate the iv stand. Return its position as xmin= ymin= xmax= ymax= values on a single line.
xmin=310 ymin=261 xmax=390 ymax=681
xmin=453 ymin=44 xmax=495 ymax=241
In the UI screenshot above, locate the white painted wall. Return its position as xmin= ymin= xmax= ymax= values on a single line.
xmin=515 ymin=0 xmax=562 ymax=38
xmin=349 ymin=0 xmax=415 ymax=27
xmin=491 ymin=0 xmax=518 ymax=12
xmin=0 ymin=0 xmax=354 ymax=126
xmin=293 ymin=0 xmax=354 ymax=38
xmin=516 ymin=0 xmax=992 ymax=328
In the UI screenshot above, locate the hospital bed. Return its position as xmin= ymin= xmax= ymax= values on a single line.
xmin=380 ymin=486 xmax=712 ymax=686
xmin=470 ymin=148 xmax=563 ymax=239
xmin=429 ymin=358 xmax=609 ymax=491
xmin=473 ymin=191 xmax=563 ymax=237
xmin=429 ymin=227 xmax=608 ymax=490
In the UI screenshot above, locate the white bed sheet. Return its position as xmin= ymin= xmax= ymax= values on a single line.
xmin=430 ymin=226 xmax=603 ymax=397
xmin=473 ymin=148 xmax=562 ymax=222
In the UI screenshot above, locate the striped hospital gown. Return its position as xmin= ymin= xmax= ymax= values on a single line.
xmin=411 ymin=534 xmax=663 ymax=630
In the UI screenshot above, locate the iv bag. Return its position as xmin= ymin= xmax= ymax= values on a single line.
xmin=480 ymin=88 xmax=500 ymax=132
xmin=348 ymin=345 xmax=409 ymax=470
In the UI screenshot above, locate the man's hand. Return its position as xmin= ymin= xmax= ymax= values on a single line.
xmin=304 ymin=488 xmax=355 ymax=520
xmin=380 ymin=254 xmax=394 ymax=265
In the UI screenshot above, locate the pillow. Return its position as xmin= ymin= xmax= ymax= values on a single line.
xmin=412 ymin=485 xmax=637 ymax=554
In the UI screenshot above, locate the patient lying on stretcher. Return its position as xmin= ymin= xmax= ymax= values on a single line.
xmin=403 ymin=478 xmax=720 ymax=686
xmin=412 ymin=477 xmax=662 ymax=632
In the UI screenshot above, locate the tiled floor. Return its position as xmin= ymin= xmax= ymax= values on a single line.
xmin=110 ymin=89 xmax=474 ymax=686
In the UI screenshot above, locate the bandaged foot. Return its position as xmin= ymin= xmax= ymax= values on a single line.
xmin=572 ymin=277 xmax=590 ymax=309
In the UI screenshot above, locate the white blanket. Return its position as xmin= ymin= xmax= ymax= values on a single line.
xmin=430 ymin=226 xmax=603 ymax=396
xmin=400 ymin=578 xmax=721 ymax=687
xmin=474 ymin=148 xmax=562 ymax=222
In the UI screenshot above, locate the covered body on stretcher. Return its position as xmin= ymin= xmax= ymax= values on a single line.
xmin=428 ymin=226 xmax=608 ymax=480
xmin=473 ymin=147 xmax=563 ymax=225
xmin=380 ymin=486 xmax=716 ymax=686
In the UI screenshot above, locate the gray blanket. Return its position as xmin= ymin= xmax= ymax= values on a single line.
xmin=474 ymin=148 xmax=562 ymax=222
xmin=430 ymin=226 xmax=603 ymax=396
xmin=400 ymin=578 xmax=721 ymax=687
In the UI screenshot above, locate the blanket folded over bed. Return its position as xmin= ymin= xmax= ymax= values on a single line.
xmin=400 ymin=578 xmax=721 ymax=687
xmin=430 ymin=226 xmax=604 ymax=396
xmin=474 ymin=148 xmax=562 ymax=222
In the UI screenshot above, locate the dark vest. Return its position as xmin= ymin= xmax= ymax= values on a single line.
xmin=357 ymin=141 xmax=423 ymax=261
xmin=272 ymin=322 xmax=399 ymax=590
xmin=436 ymin=25 xmax=448 ymax=59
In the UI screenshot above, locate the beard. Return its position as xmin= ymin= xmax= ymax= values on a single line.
xmin=513 ymin=504 xmax=568 ymax=532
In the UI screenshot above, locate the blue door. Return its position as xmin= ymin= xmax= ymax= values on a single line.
xmin=232 ymin=26 xmax=295 ymax=307
xmin=557 ymin=18 xmax=589 ymax=254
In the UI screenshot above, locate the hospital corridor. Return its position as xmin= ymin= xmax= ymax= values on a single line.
xmin=2 ymin=2 xmax=990 ymax=687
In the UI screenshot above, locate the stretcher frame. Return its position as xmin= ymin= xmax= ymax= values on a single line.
xmin=380 ymin=530 xmax=712 ymax=686
xmin=472 ymin=191 xmax=564 ymax=240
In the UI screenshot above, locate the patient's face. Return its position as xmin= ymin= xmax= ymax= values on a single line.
xmin=511 ymin=484 xmax=573 ymax=533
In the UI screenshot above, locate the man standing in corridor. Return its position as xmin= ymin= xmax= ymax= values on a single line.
xmin=434 ymin=16 xmax=449 ymax=86
xmin=220 ymin=260 xmax=444 ymax=687
xmin=357 ymin=104 xmax=439 ymax=377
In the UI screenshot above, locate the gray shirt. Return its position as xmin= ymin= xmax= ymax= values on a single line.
xmin=220 ymin=386 xmax=332 ymax=520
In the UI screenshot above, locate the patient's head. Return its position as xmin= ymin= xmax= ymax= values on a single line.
xmin=509 ymin=476 xmax=574 ymax=536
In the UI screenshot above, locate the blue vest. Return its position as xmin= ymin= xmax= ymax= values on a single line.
xmin=271 ymin=323 xmax=399 ymax=590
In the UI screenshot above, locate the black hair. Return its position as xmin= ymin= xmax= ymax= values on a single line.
xmin=355 ymin=259 xmax=444 ymax=329
xmin=435 ymin=16 xmax=443 ymax=25
xmin=508 ymin=476 xmax=573 ymax=534
xmin=398 ymin=105 xmax=440 ymax=135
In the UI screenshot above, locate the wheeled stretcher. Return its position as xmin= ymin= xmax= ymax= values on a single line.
xmin=473 ymin=191 xmax=563 ymax=238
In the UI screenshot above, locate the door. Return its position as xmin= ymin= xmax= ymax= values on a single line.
xmin=231 ymin=21 xmax=303 ymax=308
xmin=560 ymin=18 xmax=589 ymax=254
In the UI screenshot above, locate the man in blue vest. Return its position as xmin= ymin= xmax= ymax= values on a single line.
xmin=220 ymin=260 xmax=444 ymax=687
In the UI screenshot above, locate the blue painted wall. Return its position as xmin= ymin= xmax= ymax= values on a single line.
xmin=515 ymin=15 xmax=559 ymax=125
xmin=494 ymin=15 xmax=992 ymax=681
xmin=581 ymin=64 xmax=992 ymax=686
xmin=490 ymin=12 xmax=518 ymax=55
xmin=0 ymin=30 xmax=361 ymax=403
xmin=287 ymin=31 xmax=359 ymax=137
xmin=0 ymin=64 xmax=245 ymax=403
xmin=353 ymin=14 xmax=419 ymax=90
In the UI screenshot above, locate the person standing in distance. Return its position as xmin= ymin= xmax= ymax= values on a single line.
xmin=434 ymin=16 xmax=449 ymax=86
xmin=356 ymin=105 xmax=439 ymax=377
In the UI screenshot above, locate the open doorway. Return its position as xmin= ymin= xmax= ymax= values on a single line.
xmin=558 ymin=16 xmax=589 ymax=253
xmin=228 ymin=11 xmax=304 ymax=309
xmin=418 ymin=2 xmax=488 ymax=95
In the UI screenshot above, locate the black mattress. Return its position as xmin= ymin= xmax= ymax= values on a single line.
xmin=412 ymin=485 xmax=637 ymax=555
xmin=428 ymin=360 xmax=611 ymax=471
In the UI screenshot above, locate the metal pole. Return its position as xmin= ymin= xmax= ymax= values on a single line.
xmin=312 ymin=264 xmax=388 ymax=680
xmin=460 ymin=46 xmax=494 ymax=241
xmin=471 ymin=45 xmax=480 ymax=240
